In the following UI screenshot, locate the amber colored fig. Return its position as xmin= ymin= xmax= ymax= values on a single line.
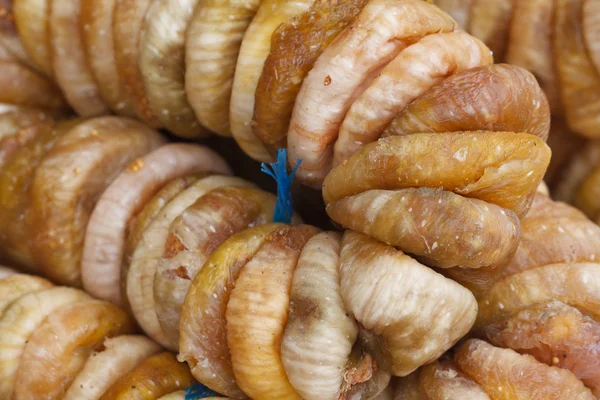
xmin=468 ymin=0 xmax=513 ymax=60
xmin=583 ymin=0 xmax=600 ymax=76
xmin=12 ymin=0 xmax=53 ymax=77
xmin=433 ymin=0 xmax=473 ymax=28
xmin=0 ymin=0 xmax=32 ymax=66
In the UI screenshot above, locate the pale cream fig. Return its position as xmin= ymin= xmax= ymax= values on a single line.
xmin=419 ymin=358 xmax=490 ymax=399
xmin=0 ymin=287 xmax=90 ymax=398
xmin=12 ymin=0 xmax=53 ymax=77
xmin=63 ymin=335 xmax=162 ymax=400
xmin=126 ymin=175 xmax=253 ymax=348
xmin=49 ymin=0 xmax=109 ymax=116
xmin=29 ymin=116 xmax=164 ymax=286
xmin=230 ymin=0 xmax=314 ymax=162
xmin=99 ymin=352 xmax=195 ymax=400
xmin=138 ymin=0 xmax=206 ymax=138
xmin=185 ymin=0 xmax=260 ymax=137
xmin=0 ymin=273 xmax=52 ymax=314
xmin=13 ymin=299 xmax=135 ymax=400
xmin=80 ymin=0 xmax=136 ymax=117
xmin=154 ymin=185 xmax=285 ymax=349
xmin=82 ymin=143 xmax=230 ymax=306
xmin=0 ymin=265 xmax=17 ymax=280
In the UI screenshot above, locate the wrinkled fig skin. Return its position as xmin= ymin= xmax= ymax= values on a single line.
xmin=179 ymin=224 xmax=282 ymax=398
xmin=139 ymin=0 xmax=207 ymax=138
xmin=584 ymin=0 xmax=600 ymax=75
xmin=226 ymin=225 xmax=320 ymax=400
xmin=99 ymin=352 xmax=195 ymax=400
xmin=339 ymin=231 xmax=477 ymax=377
xmin=30 ymin=117 xmax=164 ymax=286
xmin=419 ymin=358 xmax=490 ymax=399
xmin=0 ymin=273 xmax=52 ymax=313
xmin=328 ymin=188 xmax=520 ymax=272
xmin=455 ymin=339 xmax=596 ymax=399
xmin=0 ymin=0 xmax=32 ymax=65
xmin=323 ymin=132 xmax=550 ymax=218
xmin=14 ymin=300 xmax=136 ymax=400
xmin=154 ymin=186 xmax=279 ymax=349
xmin=185 ymin=0 xmax=260 ymax=137
xmin=555 ymin=0 xmax=600 ymax=138
xmin=253 ymin=0 xmax=368 ymax=151
xmin=482 ymin=301 xmax=600 ymax=396
xmin=113 ymin=0 xmax=161 ymax=127
xmin=12 ymin=0 xmax=53 ymax=77
xmin=384 ymin=65 xmax=550 ymax=140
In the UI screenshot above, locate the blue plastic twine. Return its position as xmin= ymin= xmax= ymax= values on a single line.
xmin=260 ymin=148 xmax=301 ymax=224
xmin=184 ymin=383 xmax=217 ymax=399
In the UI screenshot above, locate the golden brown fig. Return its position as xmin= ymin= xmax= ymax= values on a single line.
xmin=420 ymin=358 xmax=490 ymax=399
xmin=49 ymin=0 xmax=110 ymax=116
xmin=583 ymin=0 xmax=600 ymax=75
xmin=334 ymin=31 xmax=492 ymax=165
xmin=99 ymin=352 xmax=195 ymax=400
xmin=179 ymin=224 xmax=282 ymax=398
xmin=433 ymin=0 xmax=473 ymax=28
xmin=0 ymin=287 xmax=90 ymax=398
xmin=154 ymin=186 xmax=280 ymax=349
xmin=126 ymin=175 xmax=253 ymax=348
xmin=81 ymin=0 xmax=136 ymax=117
xmin=554 ymin=0 xmax=600 ymax=138
xmin=63 ymin=335 xmax=162 ymax=400
xmin=383 ymin=65 xmax=550 ymax=141
xmin=113 ymin=0 xmax=160 ymax=127
xmin=0 ymin=0 xmax=32 ymax=66
xmin=139 ymin=0 xmax=206 ymax=138
xmin=339 ymin=231 xmax=477 ymax=376
xmin=14 ymin=299 xmax=135 ymax=400
xmin=468 ymin=0 xmax=513 ymax=60
xmin=482 ymin=301 xmax=600 ymax=396
xmin=287 ymin=0 xmax=457 ymax=186
xmin=0 ymin=273 xmax=52 ymax=315
xmin=230 ymin=0 xmax=313 ymax=162
xmin=30 ymin=117 xmax=164 ymax=286
xmin=185 ymin=0 xmax=260 ymax=137
xmin=82 ymin=144 xmax=230 ymax=306
xmin=455 ymin=339 xmax=595 ymax=399
xmin=0 ymin=118 xmax=79 ymax=270
xmin=226 ymin=225 xmax=320 ymax=399
xmin=554 ymin=140 xmax=600 ymax=209
xmin=0 ymin=60 xmax=68 ymax=112
xmin=544 ymin=119 xmax=585 ymax=185
xmin=505 ymin=0 xmax=561 ymax=113
xmin=12 ymin=0 xmax=53 ymax=77
xmin=324 ymin=132 xmax=550 ymax=217
xmin=253 ymin=0 xmax=368 ymax=150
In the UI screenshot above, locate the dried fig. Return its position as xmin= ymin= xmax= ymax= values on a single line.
xmin=12 ymin=0 xmax=53 ymax=77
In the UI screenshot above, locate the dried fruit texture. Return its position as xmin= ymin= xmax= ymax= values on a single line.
xmin=334 ymin=32 xmax=492 ymax=165
xmin=179 ymin=224 xmax=282 ymax=398
xmin=139 ymin=0 xmax=206 ymax=138
xmin=340 ymin=231 xmax=477 ymax=376
xmin=14 ymin=299 xmax=135 ymax=400
xmin=154 ymin=186 xmax=281 ymax=350
xmin=419 ymin=358 xmax=490 ymax=399
xmin=49 ymin=0 xmax=110 ymax=116
xmin=12 ymin=0 xmax=53 ymax=77
xmin=63 ymin=335 xmax=162 ymax=400
xmin=584 ymin=0 xmax=600 ymax=75
xmin=126 ymin=175 xmax=253 ymax=348
xmin=504 ymin=194 xmax=600 ymax=276
xmin=505 ymin=0 xmax=561 ymax=113
xmin=468 ymin=0 xmax=513 ymax=60
xmin=383 ymin=65 xmax=550 ymax=141
xmin=113 ymin=0 xmax=161 ymax=127
xmin=185 ymin=0 xmax=260 ymax=137
xmin=0 ymin=287 xmax=90 ymax=398
xmin=0 ymin=60 xmax=68 ymax=112
xmin=253 ymin=0 xmax=368 ymax=152
xmin=226 ymin=225 xmax=320 ymax=400
xmin=482 ymin=301 xmax=600 ymax=396
xmin=555 ymin=0 xmax=600 ymax=138
xmin=0 ymin=118 xmax=79 ymax=270
xmin=0 ymin=273 xmax=52 ymax=315
xmin=99 ymin=352 xmax=195 ymax=400
xmin=0 ymin=0 xmax=32 ymax=65
xmin=554 ymin=140 xmax=600 ymax=220
xmin=81 ymin=0 xmax=136 ymax=117
xmin=30 ymin=117 xmax=164 ymax=286
xmin=454 ymin=339 xmax=595 ymax=399
xmin=81 ymin=144 xmax=230 ymax=307
xmin=230 ymin=0 xmax=314 ymax=163
xmin=280 ymin=232 xmax=359 ymax=400
xmin=287 ymin=0 xmax=458 ymax=186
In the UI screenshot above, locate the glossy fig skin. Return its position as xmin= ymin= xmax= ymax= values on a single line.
xmin=384 ymin=65 xmax=550 ymax=140
xmin=253 ymin=0 xmax=368 ymax=151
